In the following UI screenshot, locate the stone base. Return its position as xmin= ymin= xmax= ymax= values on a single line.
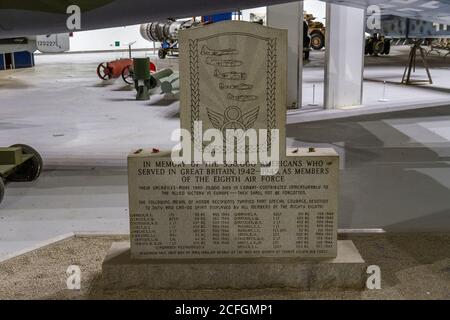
xmin=100 ymin=241 xmax=366 ymax=290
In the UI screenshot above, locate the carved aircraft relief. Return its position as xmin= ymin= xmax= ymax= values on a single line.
xmin=206 ymin=57 xmax=243 ymax=67
xmin=213 ymin=69 xmax=247 ymax=81
xmin=227 ymin=93 xmax=258 ymax=102
xmin=219 ymin=83 xmax=254 ymax=90
xmin=200 ymin=45 xmax=239 ymax=56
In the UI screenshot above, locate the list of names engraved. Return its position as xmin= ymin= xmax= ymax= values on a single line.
xmin=129 ymin=152 xmax=338 ymax=259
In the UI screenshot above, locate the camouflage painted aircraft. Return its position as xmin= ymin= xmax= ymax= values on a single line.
xmin=0 ymin=0 xmax=449 ymax=52
xmin=337 ymin=0 xmax=449 ymax=23
xmin=331 ymin=0 xmax=450 ymax=38
xmin=330 ymin=0 xmax=450 ymax=55
xmin=375 ymin=15 xmax=450 ymax=39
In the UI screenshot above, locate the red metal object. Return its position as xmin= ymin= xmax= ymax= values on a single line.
xmin=149 ymin=62 xmax=156 ymax=73
xmin=97 ymin=59 xmax=156 ymax=81
xmin=97 ymin=58 xmax=132 ymax=80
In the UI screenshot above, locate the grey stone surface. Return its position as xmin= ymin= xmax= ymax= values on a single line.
xmin=119 ymin=21 xmax=346 ymax=290
xmin=101 ymin=240 xmax=366 ymax=290
xmin=128 ymin=21 xmax=339 ymax=260
xmin=128 ymin=148 xmax=339 ymax=259
xmin=179 ymin=20 xmax=287 ymax=155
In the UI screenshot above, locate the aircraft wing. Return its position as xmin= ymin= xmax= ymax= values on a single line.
xmin=0 ymin=0 xmax=299 ymax=38
xmin=1 ymin=0 xmax=449 ymax=39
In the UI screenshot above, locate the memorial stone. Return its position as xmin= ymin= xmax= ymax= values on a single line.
xmin=128 ymin=21 xmax=339 ymax=259
xmin=101 ymin=21 xmax=365 ymax=291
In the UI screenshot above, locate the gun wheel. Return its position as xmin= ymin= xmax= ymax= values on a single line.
xmin=0 ymin=177 xmax=4 ymax=205
xmin=158 ymin=49 xmax=167 ymax=59
xmin=122 ymin=65 xmax=134 ymax=84
xmin=8 ymin=144 xmax=43 ymax=182
xmin=97 ymin=62 xmax=111 ymax=80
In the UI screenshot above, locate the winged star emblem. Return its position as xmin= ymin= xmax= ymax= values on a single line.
xmin=207 ymin=106 xmax=260 ymax=132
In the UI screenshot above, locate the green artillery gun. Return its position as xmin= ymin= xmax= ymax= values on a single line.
xmin=0 ymin=145 xmax=43 ymax=205
xmin=133 ymin=58 xmax=175 ymax=100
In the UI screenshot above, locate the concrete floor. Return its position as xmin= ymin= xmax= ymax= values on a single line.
xmin=0 ymin=48 xmax=450 ymax=261
xmin=287 ymin=105 xmax=450 ymax=232
xmin=0 ymin=51 xmax=180 ymax=164
xmin=0 ymin=168 xmax=129 ymax=259
xmin=0 ymin=233 xmax=448 ymax=299
xmin=295 ymin=46 xmax=450 ymax=123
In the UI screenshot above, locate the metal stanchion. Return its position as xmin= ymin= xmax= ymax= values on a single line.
xmin=378 ymin=81 xmax=390 ymax=102
xmin=308 ymin=84 xmax=319 ymax=106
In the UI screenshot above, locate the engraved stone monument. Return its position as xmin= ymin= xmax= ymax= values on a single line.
xmin=101 ymin=21 xmax=365 ymax=290
xmin=179 ymin=21 xmax=286 ymax=155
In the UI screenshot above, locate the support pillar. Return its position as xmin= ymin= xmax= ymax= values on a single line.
xmin=325 ymin=4 xmax=365 ymax=109
xmin=267 ymin=1 xmax=303 ymax=109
